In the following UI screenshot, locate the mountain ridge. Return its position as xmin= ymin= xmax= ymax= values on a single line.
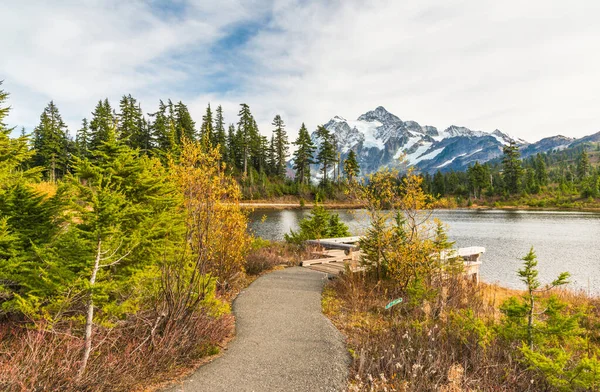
xmin=306 ymin=106 xmax=594 ymax=179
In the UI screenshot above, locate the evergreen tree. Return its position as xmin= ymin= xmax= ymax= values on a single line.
xmin=502 ymin=140 xmax=523 ymax=195
xmin=467 ymin=161 xmax=490 ymax=199
xmin=174 ymin=101 xmax=196 ymax=144
xmin=343 ymin=149 xmax=360 ymax=182
xmin=214 ymin=105 xmax=227 ymax=161
xmin=0 ymin=82 xmax=40 ymax=187
xmin=432 ymin=170 xmax=446 ymax=197
xmin=200 ymin=103 xmax=213 ymax=147
xmin=292 ymin=123 xmax=316 ymax=185
xmin=32 ymin=101 xmax=70 ymax=181
xmin=117 ymin=95 xmax=142 ymax=145
xmin=75 ymin=118 xmax=91 ymax=159
xmin=267 ymin=135 xmax=277 ymax=175
xmin=272 ymin=115 xmax=289 ymax=178
xmin=227 ymin=123 xmax=239 ymax=169
xmin=576 ymin=150 xmax=590 ymax=181
xmin=315 ymin=125 xmax=337 ymax=184
xmin=149 ymin=100 xmax=176 ymax=157
xmin=89 ymin=99 xmax=115 ymax=151
xmin=237 ymin=104 xmax=255 ymax=179
xmin=534 ymin=153 xmax=548 ymax=187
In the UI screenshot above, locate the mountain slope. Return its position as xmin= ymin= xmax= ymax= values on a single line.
xmin=302 ymin=107 xmax=600 ymax=180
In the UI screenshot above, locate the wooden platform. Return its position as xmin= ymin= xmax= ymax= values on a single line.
xmin=301 ymin=247 xmax=362 ymax=275
xmin=301 ymin=237 xmax=485 ymax=280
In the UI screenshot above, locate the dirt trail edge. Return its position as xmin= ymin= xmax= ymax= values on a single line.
xmin=165 ymin=267 xmax=350 ymax=392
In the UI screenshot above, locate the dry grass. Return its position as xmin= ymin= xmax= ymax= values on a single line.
xmin=244 ymin=241 xmax=309 ymax=275
xmin=0 ymin=311 xmax=233 ymax=392
xmin=323 ymin=272 xmax=583 ymax=391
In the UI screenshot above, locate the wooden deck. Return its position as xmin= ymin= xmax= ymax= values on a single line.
xmin=301 ymin=237 xmax=485 ymax=280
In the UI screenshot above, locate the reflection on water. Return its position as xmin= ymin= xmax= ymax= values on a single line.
xmin=248 ymin=208 xmax=600 ymax=294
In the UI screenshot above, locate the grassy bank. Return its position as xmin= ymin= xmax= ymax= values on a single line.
xmin=323 ymin=274 xmax=600 ymax=391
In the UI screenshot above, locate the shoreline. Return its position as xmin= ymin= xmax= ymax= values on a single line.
xmin=240 ymin=200 xmax=600 ymax=213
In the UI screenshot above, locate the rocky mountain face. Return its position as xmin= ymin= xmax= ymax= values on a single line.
xmin=307 ymin=106 xmax=591 ymax=179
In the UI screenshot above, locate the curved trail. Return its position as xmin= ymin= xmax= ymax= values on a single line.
xmin=165 ymin=267 xmax=349 ymax=392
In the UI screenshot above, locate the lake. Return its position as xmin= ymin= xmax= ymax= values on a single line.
xmin=248 ymin=208 xmax=600 ymax=294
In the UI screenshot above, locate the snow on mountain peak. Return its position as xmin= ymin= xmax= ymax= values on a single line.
xmin=357 ymin=106 xmax=401 ymax=124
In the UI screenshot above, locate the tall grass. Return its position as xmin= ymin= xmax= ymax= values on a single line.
xmin=324 ymin=272 xmax=600 ymax=391
xmin=0 ymin=311 xmax=232 ymax=391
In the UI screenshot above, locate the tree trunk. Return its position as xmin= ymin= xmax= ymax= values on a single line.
xmin=78 ymin=237 xmax=102 ymax=381
xmin=527 ymin=287 xmax=534 ymax=350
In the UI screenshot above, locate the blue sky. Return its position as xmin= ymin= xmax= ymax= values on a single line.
xmin=2 ymin=0 xmax=600 ymax=143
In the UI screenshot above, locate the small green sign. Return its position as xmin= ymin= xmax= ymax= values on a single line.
xmin=385 ymin=298 xmax=403 ymax=309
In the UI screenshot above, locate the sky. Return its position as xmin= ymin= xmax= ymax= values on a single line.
xmin=2 ymin=0 xmax=600 ymax=143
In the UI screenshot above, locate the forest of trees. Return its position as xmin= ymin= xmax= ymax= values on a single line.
xmin=19 ymin=90 xmax=365 ymax=202
xmin=12 ymin=79 xmax=600 ymax=209
xmin=0 ymin=82 xmax=258 ymax=390
xmin=421 ymin=140 xmax=600 ymax=208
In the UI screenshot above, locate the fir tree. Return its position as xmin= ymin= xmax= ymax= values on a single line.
xmin=576 ymin=150 xmax=590 ymax=181
xmin=227 ymin=123 xmax=239 ymax=169
xmin=237 ymin=104 xmax=255 ymax=179
xmin=534 ymin=153 xmax=548 ymax=187
xmin=89 ymin=99 xmax=115 ymax=151
xmin=200 ymin=103 xmax=213 ymax=147
xmin=272 ymin=115 xmax=289 ymax=178
xmin=0 ymin=83 xmax=39 ymax=186
xmin=75 ymin=118 xmax=91 ymax=159
xmin=267 ymin=135 xmax=277 ymax=175
xmin=214 ymin=105 xmax=227 ymax=161
xmin=502 ymin=140 xmax=523 ymax=195
xmin=149 ymin=100 xmax=176 ymax=158
xmin=117 ymin=95 xmax=142 ymax=145
xmin=174 ymin=101 xmax=195 ymax=144
xmin=315 ymin=125 xmax=337 ymax=184
xmin=292 ymin=123 xmax=316 ymax=185
xmin=32 ymin=101 xmax=70 ymax=181
xmin=432 ymin=170 xmax=446 ymax=197
xmin=343 ymin=149 xmax=360 ymax=182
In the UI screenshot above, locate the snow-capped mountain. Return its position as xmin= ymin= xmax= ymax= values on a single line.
xmin=307 ymin=106 xmax=588 ymax=179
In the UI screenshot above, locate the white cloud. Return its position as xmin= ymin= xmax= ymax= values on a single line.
xmin=2 ymin=0 xmax=600 ymax=143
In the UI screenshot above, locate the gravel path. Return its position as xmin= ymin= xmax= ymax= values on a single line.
xmin=165 ymin=267 xmax=349 ymax=392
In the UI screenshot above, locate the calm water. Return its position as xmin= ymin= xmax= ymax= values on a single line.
xmin=248 ymin=209 xmax=600 ymax=294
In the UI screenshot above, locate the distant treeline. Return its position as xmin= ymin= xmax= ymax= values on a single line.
xmin=17 ymin=92 xmax=360 ymax=200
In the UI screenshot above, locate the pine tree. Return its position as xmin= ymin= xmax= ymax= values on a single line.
xmin=32 ymin=101 xmax=70 ymax=181
xmin=502 ymin=140 xmax=523 ymax=195
xmin=227 ymin=123 xmax=239 ymax=169
xmin=149 ymin=100 xmax=176 ymax=158
xmin=75 ymin=118 xmax=91 ymax=159
xmin=267 ymin=135 xmax=277 ymax=175
xmin=467 ymin=161 xmax=490 ymax=199
xmin=292 ymin=123 xmax=316 ymax=185
xmin=117 ymin=95 xmax=143 ymax=146
xmin=174 ymin=101 xmax=196 ymax=144
xmin=343 ymin=149 xmax=360 ymax=182
xmin=214 ymin=105 xmax=227 ymax=161
xmin=534 ymin=153 xmax=548 ymax=187
xmin=432 ymin=170 xmax=446 ymax=197
xmin=315 ymin=125 xmax=336 ymax=184
xmin=0 ymin=82 xmax=39 ymax=187
xmin=67 ymin=126 xmax=178 ymax=377
xmin=89 ymin=99 xmax=115 ymax=151
xmin=200 ymin=103 xmax=213 ymax=147
xmin=272 ymin=115 xmax=289 ymax=178
xmin=576 ymin=150 xmax=590 ymax=181
xmin=237 ymin=104 xmax=255 ymax=179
